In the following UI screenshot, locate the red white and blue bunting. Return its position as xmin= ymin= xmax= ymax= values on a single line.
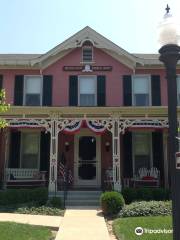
xmin=63 ymin=120 xmax=83 ymax=134
xmin=63 ymin=120 xmax=106 ymax=134
xmin=86 ymin=120 xmax=107 ymax=134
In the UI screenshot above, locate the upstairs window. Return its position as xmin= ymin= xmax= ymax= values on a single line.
xmin=177 ymin=76 xmax=180 ymax=105
xmin=82 ymin=40 xmax=93 ymax=63
xmin=132 ymin=75 xmax=151 ymax=106
xmin=24 ymin=76 xmax=42 ymax=106
xmin=79 ymin=76 xmax=96 ymax=106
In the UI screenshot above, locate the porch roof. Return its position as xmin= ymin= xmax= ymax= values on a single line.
xmin=0 ymin=106 xmax=177 ymax=119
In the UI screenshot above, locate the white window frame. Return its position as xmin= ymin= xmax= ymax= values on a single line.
xmin=82 ymin=46 xmax=93 ymax=63
xmin=132 ymin=75 xmax=151 ymax=106
xmin=177 ymin=75 xmax=180 ymax=106
xmin=20 ymin=131 xmax=40 ymax=169
xmin=132 ymin=132 xmax=153 ymax=176
xmin=78 ymin=75 xmax=97 ymax=106
xmin=23 ymin=75 xmax=43 ymax=106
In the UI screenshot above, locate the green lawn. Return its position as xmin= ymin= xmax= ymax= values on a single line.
xmin=0 ymin=222 xmax=53 ymax=240
xmin=113 ymin=216 xmax=172 ymax=240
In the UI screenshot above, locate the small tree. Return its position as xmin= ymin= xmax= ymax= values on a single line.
xmin=0 ymin=90 xmax=9 ymax=128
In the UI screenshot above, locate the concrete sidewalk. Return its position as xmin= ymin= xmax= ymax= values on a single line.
xmin=0 ymin=213 xmax=62 ymax=229
xmin=55 ymin=207 xmax=111 ymax=240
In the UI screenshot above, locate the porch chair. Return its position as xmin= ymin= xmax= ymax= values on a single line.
xmin=133 ymin=167 xmax=160 ymax=188
xmin=149 ymin=167 xmax=160 ymax=179
xmin=138 ymin=167 xmax=149 ymax=179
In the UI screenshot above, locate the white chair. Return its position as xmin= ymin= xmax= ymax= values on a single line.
xmin=138 ymin=167 xmax=149 ymax=179
xmin=149 ymin=167 xmax=160 ymax=179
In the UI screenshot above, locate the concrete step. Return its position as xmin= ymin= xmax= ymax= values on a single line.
xmin=66 ymin=199 xmax=100 ymax=207
xmin=56 ymin=191 xmax=101 ymax=197
xmin=66 ymin=195 xmax=100 ymax=200
xmin=55 ymin=190 xmax=102 ymax=206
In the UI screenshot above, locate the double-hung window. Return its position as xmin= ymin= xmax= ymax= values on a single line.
xmin=24 ymin=76 xmax=42 ymax=106
xmin=177 ymin=75 xmax=180 ymax=105
xmin=132 ymin=75 xmax=150 ymax=106
xmin=21 ymin=132 xmax=40 ymax=169
xmin=79 ymin=76 xmax=96 ymax=106
xmin=133 ymin=133 xmax=152 ymax=175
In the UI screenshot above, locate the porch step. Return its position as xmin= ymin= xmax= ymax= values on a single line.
xmin=54 ymin=190 xmax=102 ymax=206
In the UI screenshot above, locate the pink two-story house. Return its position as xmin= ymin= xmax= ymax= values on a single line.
xmin=0 ymin=26 xmax=179 ymax=195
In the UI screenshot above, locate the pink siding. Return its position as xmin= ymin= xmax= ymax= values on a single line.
xmin=43 ymin=48 xmax=133 ymax=106
xmin=0 ymin=69 xmax=40 ymax=105
xmin=1 ymin=47 xmax=180 ymax=106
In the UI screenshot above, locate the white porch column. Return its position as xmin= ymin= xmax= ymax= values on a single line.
xmin=48 ymin=120 xmax=59 ymax=195
xmin=112 ymin=119 xmax=121 ymax=191
xmin=163 ymin=131 xmax=169 ymax=188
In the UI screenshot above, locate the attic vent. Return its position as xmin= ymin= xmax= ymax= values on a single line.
xmin=82 ymin=40 xmax=93 ymax=62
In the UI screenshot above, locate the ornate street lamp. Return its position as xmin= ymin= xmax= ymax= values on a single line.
xmin=158 ymin=5 xmax=180 ymax=239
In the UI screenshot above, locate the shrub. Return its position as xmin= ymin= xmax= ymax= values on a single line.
xmin=152 ymin=188 xmax=170 ymax=201
xmin=136 ymin=188 xmax=154 ymax=201
xmin=100 ymin=191 xmax=125 ymax=215
xmin=15 ymin=206 xmax=64 ymax=216
xmin=0 ymin=188 xmax=48 ymax=206
xmin=122 ymin=187 xmax=171 ymax=204
xmin=119 ymin=201 xmax=172 ymax=218
xmin=48 ymin=197 xmax=62 ymax=208
xmin=121 ymin=188 xmax=137 ymax=204
xmin=29 ymin=188 xmax=48 ymax=205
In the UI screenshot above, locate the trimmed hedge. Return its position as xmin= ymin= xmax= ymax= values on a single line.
xmin=15 ymin=206 xmax=64 ymax=216
xmin=122 ymin=187 xmax=170 ymax=204
xmin=119 ymin=201 xmax=172 ymax=217
xmin=0 ymin=188 xmax=48 ymax=206
xmin=48 ymin=197 xmax=62 ymax=208
xmin=100 ymin=191 xmax=125 ymax=215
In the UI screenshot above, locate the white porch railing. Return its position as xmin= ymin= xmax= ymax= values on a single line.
xmin=6 ymin=168 xmax=46 ymax=181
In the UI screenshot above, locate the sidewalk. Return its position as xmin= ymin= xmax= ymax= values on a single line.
xmin=55 ymin=207 xmax=111 ymax=240
xmin=0 ymin=213 xmax=62 ymax=229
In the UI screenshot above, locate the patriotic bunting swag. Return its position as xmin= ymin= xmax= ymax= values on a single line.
xmin=63 ymin=120 xmax=106 ymax=134
xmin=86 ymin=120 xmax=106 ymax=134
xmin=63 ymin=120 xmax=82 ymax=134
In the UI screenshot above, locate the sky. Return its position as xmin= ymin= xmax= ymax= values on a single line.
xmin=0 ymin=0 xmax=179 ymax=54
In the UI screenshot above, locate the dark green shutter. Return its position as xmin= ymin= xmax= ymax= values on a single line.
xmin=151 ymin=75 xmax=161 ymax=106
xmin=43 ymin=75 xmax=52 ymax=106
xmin=40 ymin=132 xmax=50 ymax=171
xmin=0 ymin=75 xmax=3 ymax=90
xmin=123 ymin=132 xmax=133 ymax=178
xmin=152 ymin=132 xmax=164 ymax=179
xmin=69 ymin=76 xmax=78 ymax=106
xmin=97 ymin=75 xmax=106 ymax=106
xmin=14 ymin=75 xmax=24 ymax=106
xmin=123 ymin=75 xmax=132 ymax=106
xmin=9 ymin=131 xmax=21 ymax=168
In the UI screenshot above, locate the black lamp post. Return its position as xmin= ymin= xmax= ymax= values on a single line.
xmin=158 ymin=5 xmax=180 ymax=239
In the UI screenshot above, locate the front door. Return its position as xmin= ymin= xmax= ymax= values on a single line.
xmin=74 ymin=129 xmax=101 ymax=187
